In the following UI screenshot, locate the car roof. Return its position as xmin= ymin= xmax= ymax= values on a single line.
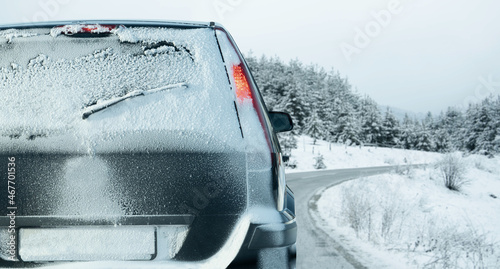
xmin=0 ymin=20 xmax=224 ymax=30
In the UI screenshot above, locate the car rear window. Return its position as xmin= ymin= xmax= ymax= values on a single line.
xmin=0 ymin=26 xmax=244 ymax=153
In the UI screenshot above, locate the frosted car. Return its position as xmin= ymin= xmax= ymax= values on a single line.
xmin=0 ymin=21 xmax=296 ymax=268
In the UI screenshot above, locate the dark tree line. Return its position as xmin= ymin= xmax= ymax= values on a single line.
xmin=246 ymin=54 xmax=500 ymax=155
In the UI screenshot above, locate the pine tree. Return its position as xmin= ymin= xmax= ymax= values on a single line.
xmin=333 ymin=103 xmax=361 ymax=145
xmin=492 ymin=96 xmax=500 ymax=152
xmin=439 ymin=107 xmax=464 ymax=151
xmin=474 ymin=99 xmax=497 ymax=155
xmin=247 ymin=52 xmax=500 ymax=154
xmin=247 ymin=56 xmax=288 ymax=111
xmin=359 ymin=97 xmax=383 ymax=145
xmin=380 ymin=108 xmax=400 ymax=147
xmin=415 ymin=123 xmax=435 ymax=152
xmin=400 ymin=113 xmax=417 ymax=149
xmin=279 ymin=81 xmax=305 ymax=132
xmin=305 ymin=110 xmax=325 ymax=144
xmin=463 ymin=102 xmax=494 ymax=153
xmin=433 ymin=128 xmax=452 ymax=152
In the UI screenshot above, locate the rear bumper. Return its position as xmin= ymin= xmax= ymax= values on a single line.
xmin=0 ymin=213 xmax=296 ymax=268
xmin=231 ymin=213 xmax=297 ymax=265
xmin=247 ymin=219 xmax=297 ymax=249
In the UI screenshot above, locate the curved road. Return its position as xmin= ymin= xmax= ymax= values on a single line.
xmin=286 ymin=166 xmax=408 ymax=269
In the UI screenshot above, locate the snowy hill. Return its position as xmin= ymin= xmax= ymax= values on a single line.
xmin=285 ymin=135 xmax=442 ymax=172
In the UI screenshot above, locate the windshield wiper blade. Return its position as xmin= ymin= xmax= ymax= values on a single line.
xmin=82 ymin=82 xmax=188 ymax=120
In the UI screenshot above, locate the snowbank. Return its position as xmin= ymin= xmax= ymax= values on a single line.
xmin=285 ymin=135 xmax=442 ymax=172
xmin=316 ymin=153 xmax=500 ymax=268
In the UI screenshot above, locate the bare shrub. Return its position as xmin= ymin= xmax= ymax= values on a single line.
xmin=340 ymin=179 xmax=411 ymax=244
xmin=437 ymin=154 xmax=468 ymax=191
xmin=340 ymin=184 xmax=372 ymax=237
xmin=380 ymin=202 xmax=397 ymax=242
xmin=380 ymin=195 xmax=409 ymax=243
xmin=422 ymin=225 xmax=499 ymax=269
xmin=335 ymin=170 xmax=499 ymax=268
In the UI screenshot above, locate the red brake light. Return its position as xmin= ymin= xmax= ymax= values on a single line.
xmin=80 ymin=25 xmax=117 ymax=33
xmin=232 ymin=64 xmax=253 ymax=103
xmin=51 ymin=24 xmax=119 ymax=36
xmin=231 ymin=61 xmax=273 ymax=150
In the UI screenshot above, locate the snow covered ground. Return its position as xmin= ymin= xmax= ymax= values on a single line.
xmin=289 ymin=136 xmax=500 ymax=268
xmin=285 ymin=135 xmax=442 ymax=172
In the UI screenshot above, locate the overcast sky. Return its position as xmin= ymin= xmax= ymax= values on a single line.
xmin=2 ymin=0 xmax=500 ymax=113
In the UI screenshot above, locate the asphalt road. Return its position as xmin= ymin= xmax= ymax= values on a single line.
xmin=286 ymin=166 xmax=409 ymax=269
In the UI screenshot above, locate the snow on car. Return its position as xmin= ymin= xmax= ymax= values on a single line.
xmin=0 ymin=21 xmax=296 ymax=268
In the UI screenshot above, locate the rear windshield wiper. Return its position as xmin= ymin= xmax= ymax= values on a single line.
xmin=82 ymin=82 xmax=188 ymax=120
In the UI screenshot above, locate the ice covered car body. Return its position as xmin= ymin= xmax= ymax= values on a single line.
xmin=0 ymin=21 xmax=296 ymax=268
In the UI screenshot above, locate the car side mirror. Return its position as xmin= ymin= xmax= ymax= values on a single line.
xmin=268 ymin=112 xmax=293 ymax=133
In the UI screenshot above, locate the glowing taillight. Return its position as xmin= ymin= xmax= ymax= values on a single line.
xmin=232 ymin=64 xmax=253 ymax=103
xmin=51 ymin=24 xmax=119 ymax=36
xmin=80 ymin=25 xmax=117 ymax=33
xmin=216 ymin=27 xmax=273 ymax=148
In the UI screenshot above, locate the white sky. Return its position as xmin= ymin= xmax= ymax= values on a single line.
xmin=1 ymin=0 xmax=500 ymax=113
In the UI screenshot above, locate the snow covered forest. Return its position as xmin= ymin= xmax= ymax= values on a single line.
xmin=246 ymin=55 xmax=500 ymax=155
